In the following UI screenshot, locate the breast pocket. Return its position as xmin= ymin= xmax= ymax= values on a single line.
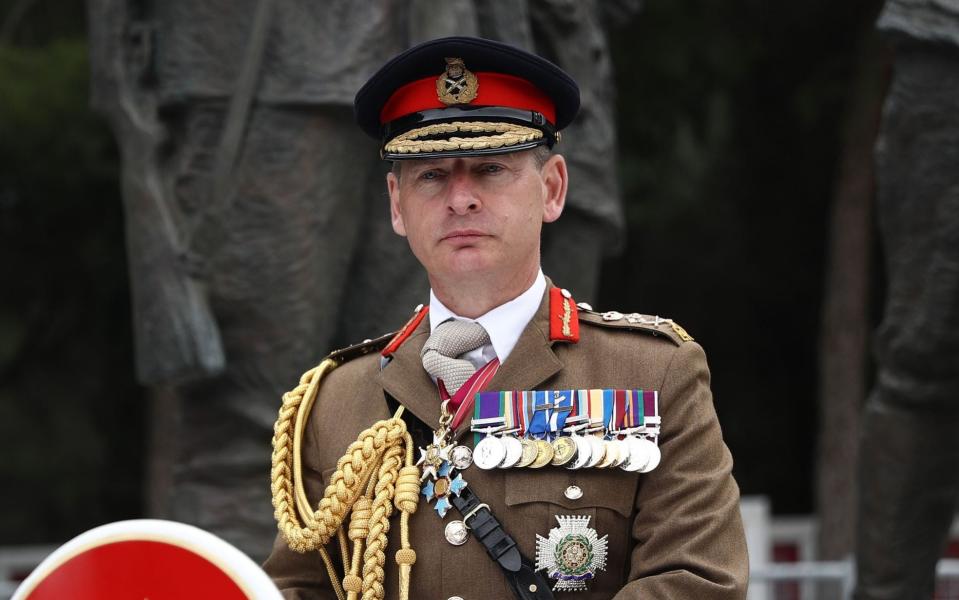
xmin=504 ymin=468 xmax=638 ymax=598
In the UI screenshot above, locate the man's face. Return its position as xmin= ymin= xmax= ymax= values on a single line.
xmin=387 ymin=150 xmax=567 ymax=285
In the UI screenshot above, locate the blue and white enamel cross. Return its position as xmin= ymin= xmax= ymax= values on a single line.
xmin=420 ymin=460 xmax=467 ymax=518
xmin=417 ymin=430 xmax=468 ymax=518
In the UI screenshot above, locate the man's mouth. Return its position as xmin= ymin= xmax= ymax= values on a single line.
xmin=441 ymin=229 xmax=488 ymax=242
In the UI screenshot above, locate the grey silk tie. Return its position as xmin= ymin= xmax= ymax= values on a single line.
xmin=421 ymin=319 xmax=491 ymax=395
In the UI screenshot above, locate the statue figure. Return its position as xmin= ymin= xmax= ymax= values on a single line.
xmin=88 ymin=0 xmax=627 ymax=559
xmin=855 ymin=1 xmax=959 ymax=597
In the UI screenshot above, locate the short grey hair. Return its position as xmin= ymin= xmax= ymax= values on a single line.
xmin=530 ymin=144 xmax=551 ymax=168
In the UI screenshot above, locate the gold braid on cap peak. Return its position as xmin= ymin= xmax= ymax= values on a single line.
xmin=271 ymin=358 xmax=420 ymax=600
xmin=384 ymin=120 xmax=544 ymax=155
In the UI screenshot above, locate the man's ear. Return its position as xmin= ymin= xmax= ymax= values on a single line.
xmin=387 ymin=171 xmax=407 ymax=236
xmin=541 ymin=153 xmax=568 ymax=223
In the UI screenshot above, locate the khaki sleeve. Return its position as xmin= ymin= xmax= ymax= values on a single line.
xmin=261 ymin=400 xmax=341 ymax=599
xmin=613 ymin=341 xmax=749 ymax=599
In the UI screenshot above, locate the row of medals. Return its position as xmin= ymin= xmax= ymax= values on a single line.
xmin=434 ymin=415 xmax=660 ymax=548
xmin=463 ymin=415 xmax=661 ymax=473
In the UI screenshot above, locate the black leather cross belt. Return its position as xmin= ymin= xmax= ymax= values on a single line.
xmin=384 ymin=391 xmax=553 ymax=600
xmin=451 ymin=486 xmax=554 ymax=600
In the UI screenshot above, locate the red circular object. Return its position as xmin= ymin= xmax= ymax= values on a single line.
xmin=24 ymin=540 xmax=248 ymax=600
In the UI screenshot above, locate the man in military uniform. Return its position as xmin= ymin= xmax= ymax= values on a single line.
xmin=264 ymin=37 xmax=747 ymax=599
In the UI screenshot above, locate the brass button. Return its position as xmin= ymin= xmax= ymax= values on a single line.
xmin=565 ymin=485 xmax=583 ymax=500
xmin=448 ymin=597 xmax=465 ymax=600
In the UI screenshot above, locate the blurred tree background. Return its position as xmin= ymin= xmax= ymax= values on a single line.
xmin=0 ymin=0 xmax=883 ymax=546
xmin=0 ymin=0 xmax=143 ymax=543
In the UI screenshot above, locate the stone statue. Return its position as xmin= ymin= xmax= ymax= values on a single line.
xmin=88 ymin=0 xmax=627 ymax=559
xmin=855 ymin=1 xmax=959 ymax=597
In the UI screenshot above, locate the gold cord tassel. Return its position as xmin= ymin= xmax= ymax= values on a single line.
xmin=271 ymin=358 xmax=419 ymax=600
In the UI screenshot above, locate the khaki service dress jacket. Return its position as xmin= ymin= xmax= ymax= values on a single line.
xmin=264 ymin=287 xmax=749 ymax=599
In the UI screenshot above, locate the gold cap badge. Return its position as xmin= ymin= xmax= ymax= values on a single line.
xmin=436 ymin=57 xmax=479 ymax=105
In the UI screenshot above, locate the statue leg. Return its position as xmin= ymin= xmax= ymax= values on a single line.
xmin=855 ymin=47 xmax=959 ymax=600
xmin=161 ymin=102 xmax=384 ymax=559
xmin=856 ymin=397 xmax=959 ymax=599
xmin=333 ymin=170 xmax=430 ymax=347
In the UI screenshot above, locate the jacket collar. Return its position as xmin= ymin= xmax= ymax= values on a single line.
xmin=376 ymin=282 xmax=564 ymax=430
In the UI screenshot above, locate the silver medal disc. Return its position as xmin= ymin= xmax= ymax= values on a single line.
xmin=585 ymin=435 xmax=606 ymax=468
xmin=638 ymin=438 xmax=661 ymax=473
xmin=450 ymin=445 xmax=474 ymax=470
xmin=473 ymin=435 xmax=507 ymax=470
xmin=612 ymin=439 xmax=631 ymax=467
xmin=445 ymin=520 xmax=469 ymax=546
xmin=620 ymin=436 xmax=650 ymax=472
xmin=567 ymin=435 xmax=592 ymax=470
xmin=498 ymin=436 xmax=524 ymax=468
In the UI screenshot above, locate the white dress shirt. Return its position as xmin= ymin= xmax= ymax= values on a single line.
xmin=428 ymin=269 xmax=546 ymax=369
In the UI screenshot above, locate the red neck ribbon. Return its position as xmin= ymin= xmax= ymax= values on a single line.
xmin=438 ymin=358 xmax=501 ymax=433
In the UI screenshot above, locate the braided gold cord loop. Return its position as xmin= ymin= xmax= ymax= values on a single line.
xmin=384 ymin=121 xmax=543 ymax=155
xmin=394 ymin=466 xmax=421 ymax=513
xmin=348 ymin=497 xmax=373 ymax=541
xmin=362 ymin=445 xmax=404 ymax=599
xmin=271 ymin=358 xmax=420 ymax=600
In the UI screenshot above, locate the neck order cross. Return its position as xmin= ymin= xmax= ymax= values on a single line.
xmin=421 ymin=319 xmax=491 ymax=395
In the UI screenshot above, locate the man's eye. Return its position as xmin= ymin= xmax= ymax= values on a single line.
xmin=419 ymin=170 xmax=440 ymax=180
xmin=479 ymin=164 xmax=504 ymax=174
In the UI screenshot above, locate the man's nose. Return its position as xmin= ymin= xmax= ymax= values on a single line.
xmin=445 ymin=170 xmax=481 ymax=215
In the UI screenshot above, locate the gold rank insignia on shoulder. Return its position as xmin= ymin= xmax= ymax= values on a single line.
xmin=669 ymin=320 xmax=694 ymax=342
xmin=436 ymin=57 xmax=479 ymax=105
xmin=577 ymin=304 xmax=694 ymax=345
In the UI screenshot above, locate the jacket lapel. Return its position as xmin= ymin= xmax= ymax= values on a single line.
xmin=376 ymin=316 xmax=443 ymax=430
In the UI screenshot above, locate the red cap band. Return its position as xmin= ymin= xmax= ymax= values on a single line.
xmin=380 ymin=72 xmax=556 ymax=125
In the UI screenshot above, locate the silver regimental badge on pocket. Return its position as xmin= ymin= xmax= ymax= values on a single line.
xmin=535 ymin=515 xmax=608 ymax=592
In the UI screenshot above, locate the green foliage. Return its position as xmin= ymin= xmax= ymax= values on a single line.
xmin=0 ymin=40 xmax=112 ymax=187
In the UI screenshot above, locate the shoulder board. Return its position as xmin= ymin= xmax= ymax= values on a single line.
xmin=327 ymin=301 xmax=430 ymax=364
xmin=575 ymin=304 xmax=694 ymax=346
xmin=327 ymin=331 xmax=396 ymax=365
